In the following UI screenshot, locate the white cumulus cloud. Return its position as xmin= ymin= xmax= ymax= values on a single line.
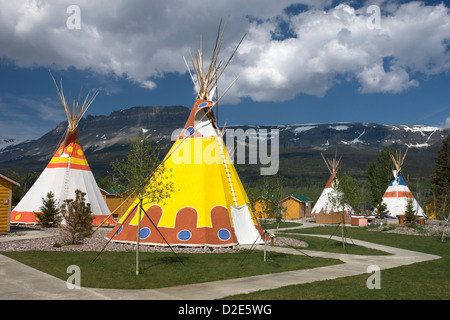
xmin=444 ymin=116 xmax=450 ymax=128
xmin=223 ymin=2 xmax=450 ymax=103
xmin=0 ymin=0 xmax=449 ymax=104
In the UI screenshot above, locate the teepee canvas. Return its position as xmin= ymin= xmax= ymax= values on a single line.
xmin=106 ymin=28 xmax=264 ymax=247
xmin=10 ymin=76 xmax=115 ymax=226
xmin=311 ymin=152 xmax=353 ymax=216
xmin=377 ymin=150 xmax=424 ymax=217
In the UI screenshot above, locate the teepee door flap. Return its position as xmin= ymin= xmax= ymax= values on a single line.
xmin=231 ymin=204 xmax=263 ymax=245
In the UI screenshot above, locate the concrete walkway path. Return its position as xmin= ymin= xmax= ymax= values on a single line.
xmin=0 ymin=224 xmax=441 ymax=300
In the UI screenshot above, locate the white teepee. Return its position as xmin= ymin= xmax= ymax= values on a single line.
xmin=10 ymin=75 xmax=115 ymax=226
xmin=311 ymin=151 xmax=353 ymax=216
xmin=376 ymin=149 xmax=424 ymax=217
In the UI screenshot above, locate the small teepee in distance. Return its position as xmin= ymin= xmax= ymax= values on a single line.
xmin=377 ymin=149 xmax=425 ymax=217
xmin=311 ymin=150 xmax=353 ymax=216
xmin=10 ymin=74 xmax=115 ymax=226
xmin=107 ymin=22 xmax=264 ymax=247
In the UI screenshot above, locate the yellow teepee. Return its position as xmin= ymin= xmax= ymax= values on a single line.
xmin=107 ymin=23 xmax=263 ymax=247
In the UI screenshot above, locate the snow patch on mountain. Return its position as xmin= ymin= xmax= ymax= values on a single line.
xmin=0 ymin=138 xmax=28 ymax=150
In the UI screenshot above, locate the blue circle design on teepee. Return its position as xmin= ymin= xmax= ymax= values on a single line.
xmin=115 ymin=226 xmax=123 ymax=236
xmin=185 ymin=126 xmax=195 ymax=136
xmin=177 ymin=230 xmax=191 ymax=241
xmin=139 ymin=227 xmax=151 ymax=239
xmin=218 ymin=228 xmax=231 ymax=241
xmin=198 ymin=102 xmax=209 ymax=108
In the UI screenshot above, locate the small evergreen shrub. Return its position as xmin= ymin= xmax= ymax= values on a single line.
xmin=404 ymin=198 xmax=418 ymax=227
xmin=34 ymin=191 xmax=61 ymax=227
xmin=59 ymin=189 xmax=94 ymax=244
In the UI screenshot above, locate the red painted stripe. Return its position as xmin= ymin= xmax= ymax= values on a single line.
xmin=11 ymin=211 xmax=115 ymax=225
xmin=383 ymin=191 xmax=397 ymax=198
xmin=10 ymin=211 xmax=37 ymax=223
xmin=46 ymin=163 xmax=91 ymax=171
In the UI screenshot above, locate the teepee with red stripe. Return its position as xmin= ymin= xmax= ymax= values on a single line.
xmin=377 ymin=149 xmax=425 ymax=218
xmin=311 ymin=151 xmax=353 ymax=216
xmin=10 ymin=75 xmax=115 ymax=226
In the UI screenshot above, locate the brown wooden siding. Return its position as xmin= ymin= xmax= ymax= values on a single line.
xmin=0 ymin=178 xmax=12 ymax=234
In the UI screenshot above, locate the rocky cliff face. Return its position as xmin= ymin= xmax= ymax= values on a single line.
xmin=0 ymin=105 xmax=190 ymax=164
xmin=79 ymin=105 xmax=190 ymax=152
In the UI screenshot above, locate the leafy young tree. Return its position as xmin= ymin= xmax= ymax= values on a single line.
xmin=60 ymin=189 xmax=94 ymax=244
xmin=328 ymin=174 xmax=364 ymax=214
xmin=249 ymin=175 xmax=285 ymax=229
xmin=366 ymin=147 xmax=397 ymax=208
xmin=248 ymin=174 xmax=286 ymax=262
xmin=327 ymin=174 xmax=363 ymax=250
xmin=111 ymin=132 xmax=174 ymax=205
xmin=111 ymin=131 xmax=174 ymax=274
xmin=34 ymin=191 xmax=61 ymax=227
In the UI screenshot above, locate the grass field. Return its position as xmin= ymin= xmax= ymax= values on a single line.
xmin=1 ymin=250 xmax=341 ymax=290
xmin=225 ymin=226 xmax=450 ymax=300
xmin=2 ymin=224 xmax=449 ymax=299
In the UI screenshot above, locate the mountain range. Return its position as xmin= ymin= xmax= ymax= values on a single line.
xmin=0 ymin=105 xmax=448 ymax=194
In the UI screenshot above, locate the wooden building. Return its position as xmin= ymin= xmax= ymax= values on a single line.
xmin=0 ymin=174 xmax=20 ymax=234
xmin=280 ymin=195 xmax=314 ymax=219
xmin=315 ymin=211 xmax=350 ymax=224
xmin=252 ymin=196 xmax=277 ymax=219
xmin=101 ymin=189 xmax=134 ymax=219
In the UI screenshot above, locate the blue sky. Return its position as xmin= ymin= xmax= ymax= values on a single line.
xmin=1 ymin=0 xmax=450 ymax=140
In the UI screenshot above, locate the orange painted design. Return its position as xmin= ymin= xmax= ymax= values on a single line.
xmin=10 ymin=211 xmax=36 ymax=223
xmin=177 ymin=100 xmax=216 ymax=140
xmin=107 ymin=205 xmax=251 ymax=246
xmin=398 ymin=191 xmax=413 ymax=198
xmin=383 ymin=191 xmax=414 ymax=198
xmin=91 ymin=214 xmax=116 ymax=226
xmin=10 ymin=211 xmax=114 ymax=226
xmin=324 ymin=173 xmax=336 ymax=188
xmin=48 ymin=129 xmax=90 ymax=171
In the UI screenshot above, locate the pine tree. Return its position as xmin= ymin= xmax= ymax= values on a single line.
xmin=429 ymin=134 xmax=450 ymax=220
xmin=59 ymin=189 xmax=94 ymax=244
xmin=34 ymin=191 xmax=61 ymax=227
xmin=375 ymin=201 xmax=389 ymax=219
xmin=404 ymin=198 xmax=418 ymax=227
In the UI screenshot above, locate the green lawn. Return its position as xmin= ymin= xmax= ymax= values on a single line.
xmin=2 ymin=225 xmax=449 ymax=299
xmin=1 ymin=250 xmax=341 ymax=290
xmin=275 ymin=233 xmax=391 ymax=255
xmin=259 ymin=220 xmax=302 ymax=230
xmin=225 ymin=226 xmax=450 ymax=300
